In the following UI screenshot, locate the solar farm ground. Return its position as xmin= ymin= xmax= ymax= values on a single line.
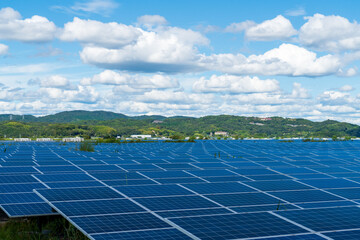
xmin=1 ymin=140 xmax=360 ymax=239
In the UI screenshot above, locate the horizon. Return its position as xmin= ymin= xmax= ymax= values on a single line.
xmin=0 ymin=109 xmax=349 ymax=125
xmin=1 ymin=0 xmax=360 ymax=124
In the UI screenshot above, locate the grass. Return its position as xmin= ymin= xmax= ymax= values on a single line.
xmin=0 ymin=216 xmax=88 ymax=240
xmin=78 ymin=141 xmax=95 ymax=152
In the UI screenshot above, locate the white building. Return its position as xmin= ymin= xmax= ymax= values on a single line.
xmin=14 ymin=138 xmax=31 ymax=142
xmin=214 ymin=131 xmax=229 ymax=136
xmin=62 ymin=137 xmax=84 ymax=142
xmin=130 ymin=135 xmax=151 ymax=139
xmin=36 ymin=138 xmax=53 ymax=142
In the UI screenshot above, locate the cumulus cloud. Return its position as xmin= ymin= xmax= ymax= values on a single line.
xmin=136 ymin=90 xmax=215 ymax=104
xmin=339 ymin=85 xmax=354 ymax=92
xmin=71 ymin=0 xmax=119 ymax=16
xmin=0 ymin=7 xmax=57 ymax=42
xmin=291 ymin=82 xmax=310 ymax=98
xmin=0 ymin=44 xmax=8 ymax=55
xmin=60 ymin=17 xmax=142 ymax=48
xmin=299 ymin=14 xmax=360 ymax=52
xmin=137 ymin=15 xmax=168 ymax=28
xmin=192 ymin=75 xmax=280 ymax=93
xmin=224 ymin=20 xmax=256 ymax=33
xmin=245 ymin=15 xmax=297 ymax=41
xmin=203 ymin=43 xmax=341 ymax=76
xmin=80 ymin=26 xmax=208 ymax=73
xmin=36 ymin=75 xmax=72 ymax=89
xmin=81 ymin=70 xmax=179 ymax=89
xmin=38 ymin=86 xmax=99 ymax=103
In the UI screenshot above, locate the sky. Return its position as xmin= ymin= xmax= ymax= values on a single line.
xmin=1 ymin=0 xmax=360 ymax=123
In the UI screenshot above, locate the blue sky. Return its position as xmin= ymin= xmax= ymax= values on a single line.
xmin=1 ymin=0 xmax=360 ymax=123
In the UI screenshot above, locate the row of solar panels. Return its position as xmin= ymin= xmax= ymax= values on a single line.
xmin=2 ymin=141 xmax=360 ymax=239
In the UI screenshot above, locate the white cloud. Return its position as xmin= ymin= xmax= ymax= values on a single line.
xmin=137 ymin=15 xmax=168 ymax=28
xmin=245 ymin=15 xmax=297 ymax=41
xmin=136 ymin=90 xmax=215 ymax=104
xmin=192 ymin=75 xmax=280 ymax=93
xmin=203 ymin=43 xmax=341 ymax=76
xmin=39 ymin=86 xmax=99 ymax=103
xmin=339 ymin=85 xmax=354 ymax=92
xmin=224 ymin=20 xmax=256 ymax=33
xmin=80 ymin=26 xmax=208 ymax=73
xmin=81 ymin=70 xmax=179 ymax=89
xmin=71 ymin=0 xmax=119 ymax=16
xmin=60 ymin=17 xmax=142 ymax=48
xmin=291 ymin=82 xmax=310 ymax=98
xmin=0 ymin=63 xmax=57 ymax=74
xmin=285 ymin=7 xmax=306 ymax=17
xmin=0 ymin=44 xmax=8 ymax=55
xmin=0 ymin=7 xmax=57 ymax=42
xmin=40 ymin=75 xmax=71 ymax=89
xmin=299 ymin=14 xmax=360 ymax=52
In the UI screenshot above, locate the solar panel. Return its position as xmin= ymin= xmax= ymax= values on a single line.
xmin=51 ymin=199 xmax=145 ymax=216
xmin=35 ymin=187 xmax=123 ymax=202
xmin=69 ymin=213 xmax=171 ymax=234
xmin=171 ymin=212 xmax=308 ymax=239
xmin=115 ymin=184 xmax=193 ymax=198
xmin=1 ymin=202 xmax=57 ymax=217
xmin=278 ymin=207 xmax=360 ymax=232
xmin=205 ymin=192 xmax=280 ymax=207
xmin=3 ymin=140 xmax=360 ymax=239
xmin=90 ymin=228 xmax=192 ymax=240
xmin=135 ymin=195 xmax=219 ymax=211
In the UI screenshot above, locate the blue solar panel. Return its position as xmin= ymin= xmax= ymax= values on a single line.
xmin=157 ymin=208 xmax=232 ymax=218
xmin=45 ymin=181 xmax=104 ymax=188
xmin=135 ymin=195 xmax=219 ymax=211
xmin=103 ymin=179 xmax=157 ymax=186
xmin=52 ymin=199 xmax=145 ymax=216
xmin=115 ymin=184 xmax=193 ymax=197
xmin=0 ymin=183 xmax=46 ymax=193
xmin=0 ymin=175 xmax=38 ymax=184
xmin=91 ymin=228 xmax=192 ymax=240
xmin=206 ymin=192 xmax=280 ymax=207
xmin=70 ymin=213 xmax=171 ymax=234
xmin=34 ymin=187 xmax=123 ymax=201
xmin=1 ymin=203 xmax=57 ymax=217
xmin=300 ymin=178 xmax=360 ymax=189
xmin=171 ymin=212 xmax=308 ymax=239
xmin=182 ymin=182 xmax=255 ymax=194
xmin=327 ymin=187 xmax=360 ymax=199
xmin=5 ymin=140 xmax=360 ymax=239
xmin=325 ymin=229 xmax=360 ymax=240
xmin=231 ymin=204 xmax=300 ymax=213
xmin=90 ymin=172 xmax=145 ymax=180
xmin=245 ymin=180 xmax=313 ymax=191
xmin=278 ymin=207 xmax=360 ymax=232
xmin=34 ymin=173 xmax=95 ymax=182
xmin=269 ymin=190 xmax=343 ymax=203
xmin=0 ymin=193 xmax=44 ymax=204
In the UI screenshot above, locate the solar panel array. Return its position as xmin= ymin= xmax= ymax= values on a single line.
xmin=2 ymin=140 xmax=360 ymax=239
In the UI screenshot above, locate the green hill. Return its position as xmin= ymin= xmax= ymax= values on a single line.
xmin=0 ymin=111 xmax=358 ymax=138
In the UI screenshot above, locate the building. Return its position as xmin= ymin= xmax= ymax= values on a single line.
xmin=260 ymin=117 xmax=272 ymax=121
xmin=14 ymin=138 xmax=31 ymax=142
xmin=62 ymin=137 xmax=84 ymax=142
xmin=36 ymin=138 xmax=53 ymax=142
xmin=130 ymin=135 xmax=151 ymax=139
xmin=214 ymin=131 xmax=229 ymax=136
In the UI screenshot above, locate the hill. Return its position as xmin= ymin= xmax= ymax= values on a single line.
xmin=0 ymin=111 xmax=358 ymax=138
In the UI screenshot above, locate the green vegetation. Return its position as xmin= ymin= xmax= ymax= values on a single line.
xmin=0 ymin=111 xmax=359 ymax=139
xmin=0 ymin=216 xmax=88 ymax=240
xmin=78 ymin=141 xmax=95 ymax=152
